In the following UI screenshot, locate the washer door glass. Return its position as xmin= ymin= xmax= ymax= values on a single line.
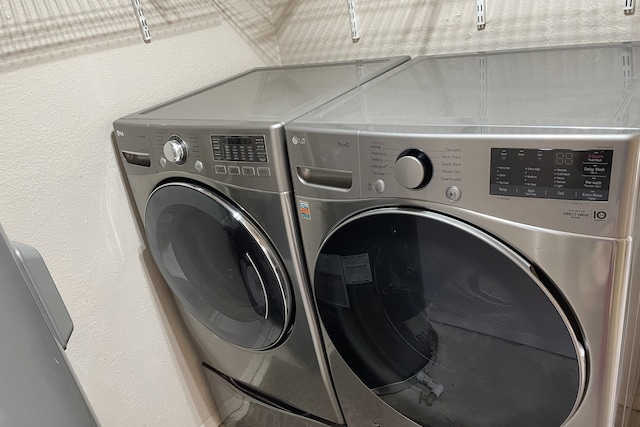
xmin=314 ymin=209 xmax=585 ymax=427
xmin=145 ymin=182 xmax=291 ymax=350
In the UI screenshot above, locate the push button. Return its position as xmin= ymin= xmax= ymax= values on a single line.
xmin=242 ymin=166 xmax=256 ymax=176
xmin=214 ymin=165 xmax=227 ymax=175
xmin=257 ymin=167 xmax=271 ymax=177
xmin=445 ymin=186 xmax=462 ymax=202
xmin=228 ymin=166 xmax=241 ymax=175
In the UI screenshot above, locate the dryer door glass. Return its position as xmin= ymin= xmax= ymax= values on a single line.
xmin=314 ymin=209 xmax=585 ymax=427
xmin=145 ymin=183 xmax=291 ymax=350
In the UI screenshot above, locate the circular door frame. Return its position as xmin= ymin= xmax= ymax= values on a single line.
xmin=145 ymin=181 xmax=293 ymax=351
xmin=316 ymin=206 xmax=587 ymax=420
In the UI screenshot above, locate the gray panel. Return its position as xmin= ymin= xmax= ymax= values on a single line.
xmin=12 ymin=242 xmax=74 ymax=349
xmin=0 ymin=226 xmax=98 ymax=426
xmin=203 ymin=368 xmax=334 ymax=427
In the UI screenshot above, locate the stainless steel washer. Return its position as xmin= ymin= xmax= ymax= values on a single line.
xmin=112 ymin=57 xmax=408 ymax=426
xmin=286 ymin=43 xmax=640 ymax=427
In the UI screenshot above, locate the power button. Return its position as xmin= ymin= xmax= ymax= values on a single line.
xmin=374 ymin=179 xmax=386 ymax=193
xmin=445 ymin=186 xmax=462 ymax=202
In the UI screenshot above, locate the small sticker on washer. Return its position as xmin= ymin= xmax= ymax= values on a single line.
xmin=299 ymin=200 xmax=311 ymax=220
xmin=315 ymin=254 xmax=349 ymax=307
xmin=341 ymin=253 xmax=373 ymax=284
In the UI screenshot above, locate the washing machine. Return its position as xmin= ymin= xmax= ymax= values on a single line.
xmin=112 ymin=56 xmax=409 ymax=426
xmin=285 ymin=43 xmax=640 ymax=427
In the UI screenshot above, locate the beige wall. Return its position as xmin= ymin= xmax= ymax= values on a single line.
xmin=0 ymin=1 xmax=639 ymax=426
xmin=0 ymin=5 xmax=271 ymax=426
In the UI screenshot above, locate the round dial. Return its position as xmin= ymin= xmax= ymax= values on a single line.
xmin=163 ymin=135 xmax=188 ymax=165
xmin=394 ymin=149 xmax=433 ymax=189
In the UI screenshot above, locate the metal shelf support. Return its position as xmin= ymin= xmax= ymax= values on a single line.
xmin=624 ymin=0 xmax=635 ymax=15
xmin=477 ymin=0 xmax=486 ymax=30
xmin=348 ymin=0 xmax=360 ymax=43
xmin=131 ymin=0 xmax=151 ymax=43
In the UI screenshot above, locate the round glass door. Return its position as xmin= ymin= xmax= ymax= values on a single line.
xmin=145 ymin=182 xmax=291 ymax=350
xmin=314 ymin=208 xmax=585 ymax=427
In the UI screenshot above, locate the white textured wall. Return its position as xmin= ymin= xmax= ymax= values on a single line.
xmin=271 ymin=0 xmax=640 ymax=63
xmin=0 ymin=23 xmax=268 ymax=427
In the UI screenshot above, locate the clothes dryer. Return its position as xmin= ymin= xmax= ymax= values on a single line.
xmin=286 ymin=43 xmax=640 ymax=427
xmin=112 ymin=57 xmax=408 ymax=426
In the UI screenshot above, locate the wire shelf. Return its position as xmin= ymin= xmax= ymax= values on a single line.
xmin=0 ymin=0 xmax=223 ymax=70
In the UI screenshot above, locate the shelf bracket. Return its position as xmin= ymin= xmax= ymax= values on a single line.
xmin=131 ymin=0 xmax=151 ymax=43
xmin=479 ymin=55 xmax=488 ymax=123
xmin=624 ymin=0 xmax=635 ymax=15
xmin=616 ymin=47 xmax=635 ymax=124
xmin=477 ymin=0 xmax=486 ymax=30
xmin=348 ymin=0 xmax=360 ymax=43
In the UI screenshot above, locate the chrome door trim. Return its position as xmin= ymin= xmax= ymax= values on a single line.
xmin=146 ymin=181 xmax=292 ymax=351
xmin=317 ymin=206 xmax=588 ymax=421
xmin=244 ymin=251 xmax=269 ymax=320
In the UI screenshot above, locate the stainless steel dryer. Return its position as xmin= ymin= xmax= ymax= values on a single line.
xmin=112 ymin=57 xmax=408 ymax=426
xmin=286 ymin=43 xmax=640 ymax=427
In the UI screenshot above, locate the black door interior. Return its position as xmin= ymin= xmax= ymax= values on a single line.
xmin=145 ymin=182 xmax=290 ymax=350
xmin=314 ymin=209 xmax=584 ymax=427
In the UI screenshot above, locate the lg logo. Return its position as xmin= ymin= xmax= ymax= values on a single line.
xmin=593 ymin=211 xmax=607 ymax=220
xmin=292 ymin=136 xmax=306 ymax=145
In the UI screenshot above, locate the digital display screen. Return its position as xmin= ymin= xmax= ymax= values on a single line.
xmin=490 ymin=148 xmax=613 ymax=201
xmin=211 ymin=135 xmax=267 ymax=163
xmin=225 ymin=136 xmax=254 ymax=145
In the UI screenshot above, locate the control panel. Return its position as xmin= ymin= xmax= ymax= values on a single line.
xmin=364 ymin=138 xmax=463 ymax=199
xmin=147 ymin=127 xmax=283 ymax=192
xmin=114 ymin=121 xmax=291 ymax=193
xmin=211 ymin=135 xmax=268 ymax=163
xmin=286 ymin=127 xmax=637 ymax=238
xmin=490 ymin=148 xmax=613 ymax=201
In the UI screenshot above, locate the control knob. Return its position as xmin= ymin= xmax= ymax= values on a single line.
xmin=163 ymin=135 xmax=188 ymax=165
xmin=394 ymin=149 xmax=433 ymax=189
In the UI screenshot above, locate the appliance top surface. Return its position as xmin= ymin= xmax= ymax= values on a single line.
xmin=290 ymin=43 xmax=640 ymax=134
xmin=125 ymin=57 xmax=408 ymax=125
